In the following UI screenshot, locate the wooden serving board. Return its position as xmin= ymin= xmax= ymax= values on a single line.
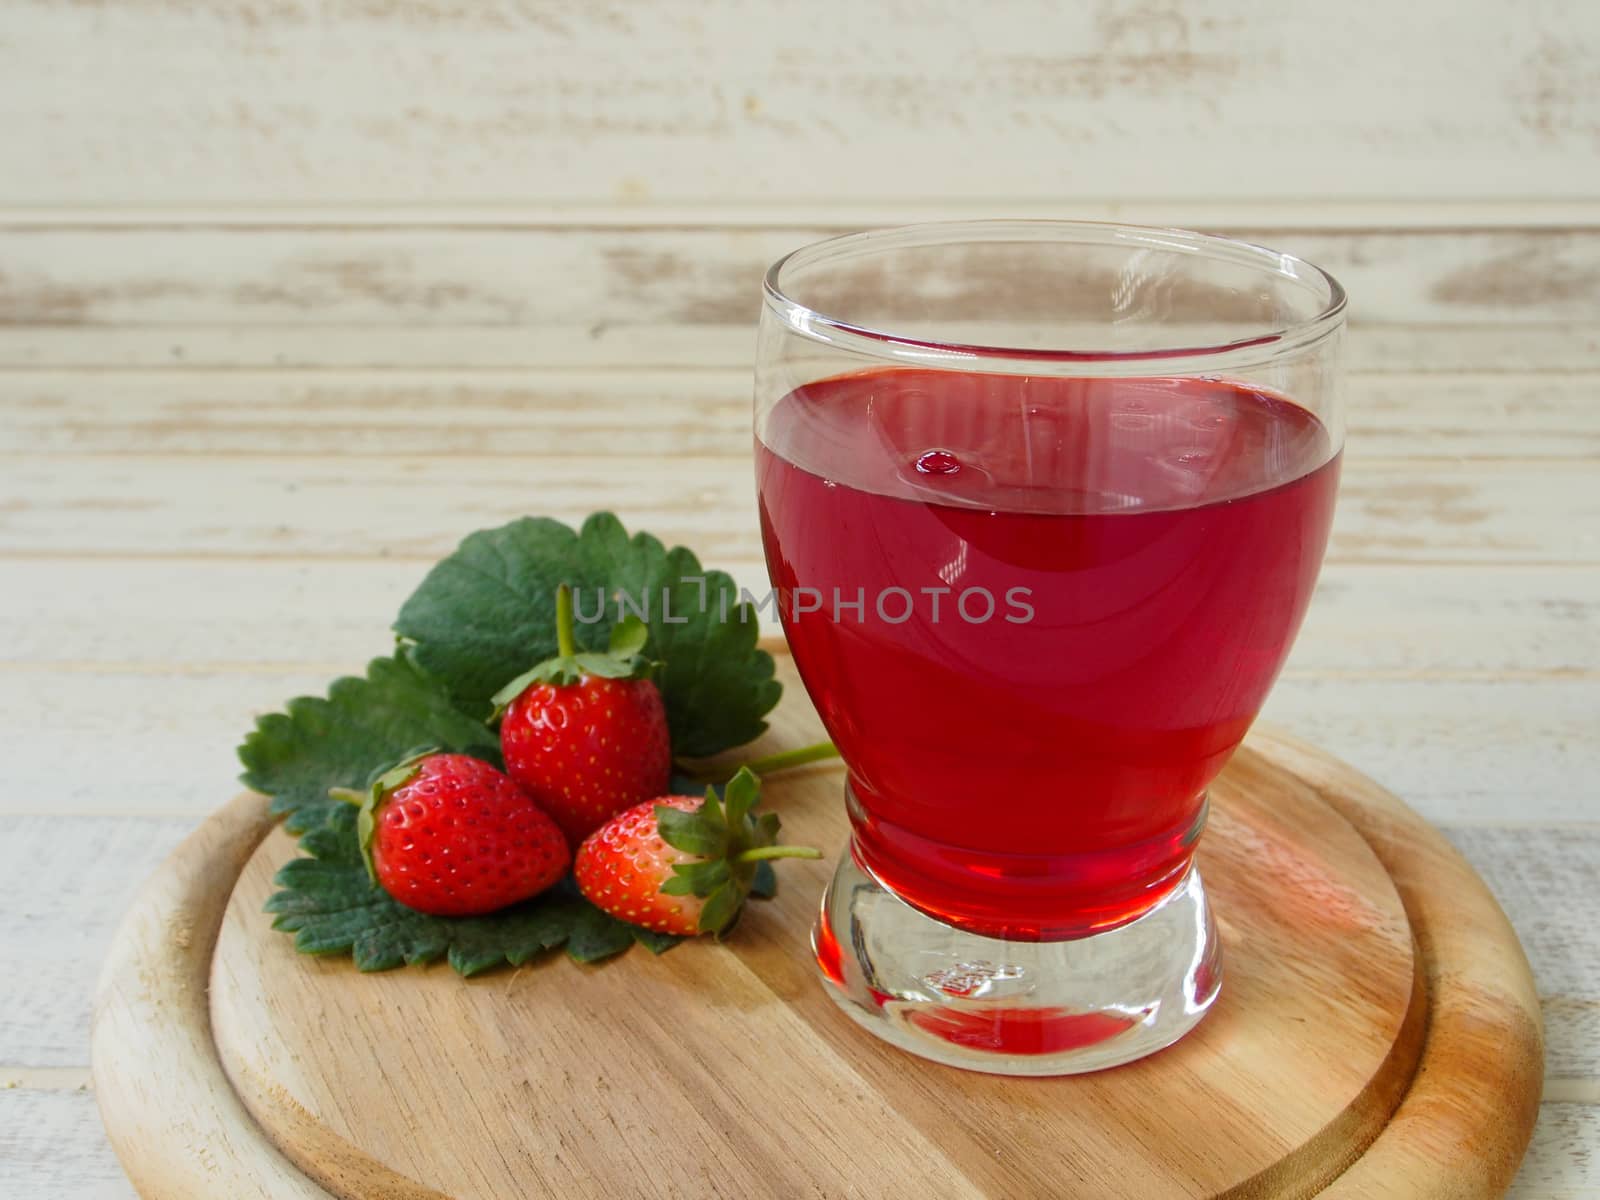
xmin=92 ymin=651 xmax=1543 ymax=1199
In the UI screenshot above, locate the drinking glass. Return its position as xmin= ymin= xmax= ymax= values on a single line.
xmin=753 ymin=221 xmax=1346 ymax=1074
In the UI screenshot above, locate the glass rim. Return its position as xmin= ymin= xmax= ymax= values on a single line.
xmin=762 ymin=219 xmax=1348 ymax=373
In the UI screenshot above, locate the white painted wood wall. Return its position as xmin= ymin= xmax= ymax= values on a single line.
xmin=1 ymin=1 xmax=1596 ymax=1194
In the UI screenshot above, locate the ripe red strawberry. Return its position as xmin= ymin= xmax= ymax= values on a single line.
xmin=574 ymin=795 xmax=706 ymax=934
xmin=574 ymin=768 xmax=819 ymax=936
xmin=349 ymin=751 xmax=570 ymax=917
xmin=495 ymin=585 xmax=671 ymax=847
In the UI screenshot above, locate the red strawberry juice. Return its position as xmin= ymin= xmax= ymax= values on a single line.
xmin=756 ymin=367 xmax=1338 ymax=939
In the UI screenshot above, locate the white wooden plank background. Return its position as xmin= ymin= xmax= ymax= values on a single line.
xmin=2 ymin=0 xmax=1597 ymax=1194
xmin=2 ymin=0 xmax=1598 ymax=210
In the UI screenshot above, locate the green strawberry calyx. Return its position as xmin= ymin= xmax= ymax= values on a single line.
xmin=490 ymin=583 xmax=653 ymax=716
xmin=329 ymin=747 xmax=438 ymax=886
xmin=655 ymin=767 xmax=822 ymax=935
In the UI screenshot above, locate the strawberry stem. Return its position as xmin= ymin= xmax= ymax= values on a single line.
xmin=734 ymin=845 xmax=824 ymax=864
xmin=741 ymin=741 xmax=841 ymax=777
xmin=554 ymin=582 xmax=578 ymax=659
xmin=328 ymin=786 xmax=366 ymax=806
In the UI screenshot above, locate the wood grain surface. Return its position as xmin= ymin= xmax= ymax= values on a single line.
xmin=2 ymin=0 xmax=1596 ymax=210
xmin=5 ymin=369 xmax=1597 ymax=459
xmin=88 ymin=791 xmax=335 ymax=1200
xmin=0 ymin=228 xmax=1597 ymax=374
xmin=86 ymin=652 xmax=1545 ymax=1198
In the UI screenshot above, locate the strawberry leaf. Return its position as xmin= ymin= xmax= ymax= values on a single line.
xmin=722 ymin=767 xmax=760 ymax=827
xmin=236 ymin=513 xmax=784 ymax=976
xmin=663 ymin=859 xmax=733 ymax=895
xmin=564 ymin=905 xmax=640 ymax=963
xmin=352 ymin=750 xmax=435 ymax=885
xmin=608 ymin=615 xmax=649 ymax=658
xmin=697 ymin=882 xmax=745 ymax=935
xmin=265 ymin=805 xmax=673 ymax=974
xmin=750 ymin=861 xmax=779 ymax=900
xmin=238 ymin=654 xmax=501 ymax=838
xmin=570 ymin=652 xmax=638 ymax=679
xmin=657 ymin=802 xmax=729 ymax=858
xmin=631 ymin=927 xmax=682 ymax=954
xmin=395 ymin=513 xmax=781 ymax=757
xmin=488 ymin=584 xmax=655 ymax=703
xmin=653 ymin=769 xmax=817 ymax=932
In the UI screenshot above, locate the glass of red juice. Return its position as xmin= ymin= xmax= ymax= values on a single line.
xmin=754 ymin=221 xmax=1346 ymax=1074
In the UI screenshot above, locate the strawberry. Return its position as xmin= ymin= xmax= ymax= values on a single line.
xmin=494 ymin=584 xmax=671 ymax=847
xmin=345 ymin=751 xmax=570 ymax=917
xmin=574 ymin=767 xmax=820 ymax=936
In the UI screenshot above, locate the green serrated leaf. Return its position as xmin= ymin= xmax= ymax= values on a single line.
xmin=632 ymin=927 xmax=682 ymax=955
xmin=368 ymin=752 xmax=436 ymax=793
xmin=293 ymin=812 xmax=365 ymax=867
xmin=608 ymin=615 xmax=649 ymax=658
xmin=238 ymin=654 xmax=500 ymax=837
xmin=699 ymin=786 xmax=726 ymax=826
xmin=565 ymin=904 xmax=638 ymax=963
xmin=393 ymin=513 xmax=781 ymax=757
xmin=750 ymin=860 xmax=779 ymax=900
xmin=489 ymin=665 xmax=548 ymax=711
xmin=697 ymin=881 xmax=745 ymax=935
xmin=263 ymin=808 xmax=651 ymax=976
xmin=240 ymin=512 xmax=804 ymax=978
xmin=657 ymin=805 xmax=727 ymax=857
xmin=666 ymin=858 xmax=733 ymax=896
xmin=571 ymin=652 xmax=635 ymax=679
xmin=446 ymin=901 xmax=583 ymax=976
xmin=722 ymin=767 xmax=760 ymax=828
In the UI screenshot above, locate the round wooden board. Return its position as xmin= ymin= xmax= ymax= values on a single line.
xmin=93 ymin=652 xmax=1543 ymax=1199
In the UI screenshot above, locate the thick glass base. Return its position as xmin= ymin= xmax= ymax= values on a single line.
xmin=813 ymin=848 xmax=1222 ymax=1075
